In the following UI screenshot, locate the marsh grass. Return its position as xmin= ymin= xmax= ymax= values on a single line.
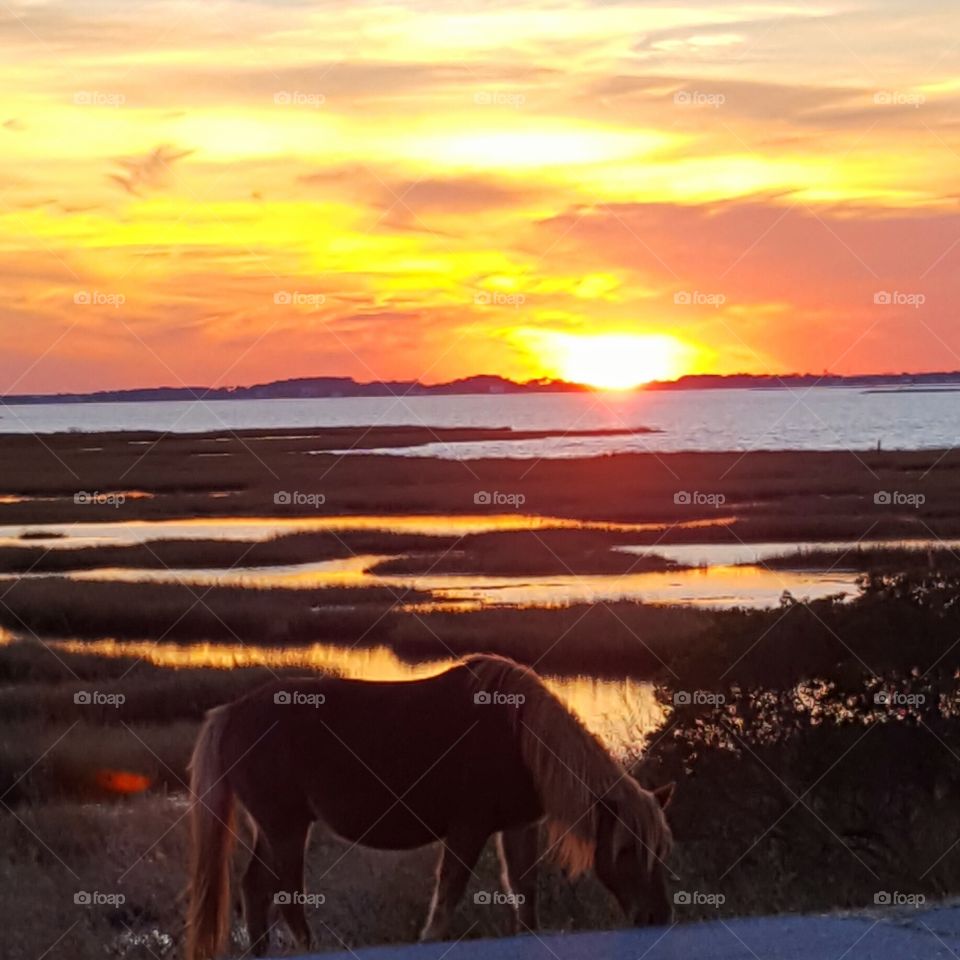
xmin=2 ymin=430 xmax=960 ymax=546
xmin=762 ymin=544 xmax=960 ymax=572
xmin=0 ymin=719 xmax=196 ymax=804
xmin=7 ymin=713 xmax=958 ymax=960
xmin=0 ymin=796 xmax=187 ymax=960
xmin=0 ymin=530 xmax=457 ymax=574
xmin=0 ymin=581 xmax=712 ymax=671
xmin=0 ymin=527 xmax=679 ymax=578
xmin=4 ymin=501 xmax=960 ymax=960
xmin=0 ymin=794 xmax=631 ymax=960
xmin=0 ymin=578 xmax=422 ymax=644
xmin=369 ymin=529 xmax=677 ymax=576
xmin=0 ymin=644 xmax=321 ymax=803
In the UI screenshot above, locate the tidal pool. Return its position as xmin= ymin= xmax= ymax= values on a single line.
xmin=24 ymin=633 xmax=660 ymax=751
xmin=55 ymin=555 xmax=860 ymax=609
xmin=0 ymin=512 xmax=733 ymax=548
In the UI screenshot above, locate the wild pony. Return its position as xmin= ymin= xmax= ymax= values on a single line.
xmin=186 ymin=654 xmax=675 ymax=959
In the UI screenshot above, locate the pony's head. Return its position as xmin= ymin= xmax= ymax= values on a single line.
xmin=474 ymin=653 xmax=678 ymax=926
xmin=593 ymin=777 xmax=675 ymax=926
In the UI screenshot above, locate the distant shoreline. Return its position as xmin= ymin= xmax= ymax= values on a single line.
xmin=4 ymin=370 xmax=960 ymax=405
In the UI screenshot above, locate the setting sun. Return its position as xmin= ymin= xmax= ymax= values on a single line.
xmin=537 ymin=332 xmax=698 ymax=390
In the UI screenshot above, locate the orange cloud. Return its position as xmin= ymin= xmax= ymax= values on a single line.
xmin=1 ymin=0 xmax=959 ymax=391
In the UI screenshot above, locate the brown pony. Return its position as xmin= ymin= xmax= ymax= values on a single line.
xmin=186 ymin=654 xmax=674 ymax=959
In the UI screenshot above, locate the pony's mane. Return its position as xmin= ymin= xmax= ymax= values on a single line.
xmin=461 ymin=654 xmax=671 ymax=875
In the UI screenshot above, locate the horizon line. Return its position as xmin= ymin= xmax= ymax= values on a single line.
xmin=5 ymin=368 xmax=960 ymax=404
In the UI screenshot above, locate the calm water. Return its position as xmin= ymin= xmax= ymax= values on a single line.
xmin=2 ymin=387 xmax=959 ymax=454
xmin=4 ymin=390 xmax=943 ymax=751
xmin=4 ymin=631 xmax=658 ymax=750
xmin=53 ymin=555 xmax=862 ymax=609
xmin=5 ymin=514 xmax=944 ymax=608
xmin=0 ymin=513 xmax=732 ymax=548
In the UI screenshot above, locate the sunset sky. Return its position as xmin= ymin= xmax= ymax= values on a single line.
xmin=3 ymin=0 xmax=960 ymax=392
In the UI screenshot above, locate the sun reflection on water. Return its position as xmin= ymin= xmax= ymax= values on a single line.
xmin=46 ymin=636 xmax=660 ymax=750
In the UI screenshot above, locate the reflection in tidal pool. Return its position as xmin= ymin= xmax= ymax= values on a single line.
xmin=3 ymin=513 xmax=940 ymax=608
xmin=400 ymin=565 xmax=858 ymax=609
xmin=0 ymin=490 xmax=155 ymax=506
xmin=619 ymin=538 xmax=960 ymax=568
xmin=58 ymin=558 xmax=861 ymax=609
xmin=46 ymin=636 xmax=660 ymax=751
xmin=0 ymin=512 xmax=733 ymax=548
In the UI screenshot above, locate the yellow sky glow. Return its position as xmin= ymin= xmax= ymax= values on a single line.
xmin=1 ymin=0 xmax=959 ymax=392
xmin=530 ymin=332 xmax=702 ymax=389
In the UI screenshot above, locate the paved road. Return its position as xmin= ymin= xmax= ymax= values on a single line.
xmin=298 ymin=905 xmax=960 ymax=960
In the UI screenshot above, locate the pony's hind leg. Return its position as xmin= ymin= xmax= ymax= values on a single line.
xmin=498 ymin=824 xmax=540 ymax=933
xmin=420 ymin=825 xmax=490 ymax=942
xmin=242 ymin=832 xmax=277 ymax=956
xmin=267 ymin=818 xmax=314 ymax=952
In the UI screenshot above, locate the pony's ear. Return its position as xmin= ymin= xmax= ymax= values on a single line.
xmin=652 ymin=782 xmax=675 ymax=810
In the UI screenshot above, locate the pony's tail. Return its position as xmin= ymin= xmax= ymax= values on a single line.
xmin=186 ymin=706 xmax=236 ymax=960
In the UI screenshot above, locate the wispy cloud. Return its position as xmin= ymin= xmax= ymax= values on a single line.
xmin=0 ymin=0 xmax=958 ymax=389
xmin=107 ymin=144 xmax=194 ymax=196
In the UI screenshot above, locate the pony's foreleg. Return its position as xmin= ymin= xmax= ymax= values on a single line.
xmin=498 ymin=824 xmax=541 ymax=933
xmin=420 ymin=826 xmax=489 ymax=942
xmin=269 ymin=820 xmax=314 ymax=952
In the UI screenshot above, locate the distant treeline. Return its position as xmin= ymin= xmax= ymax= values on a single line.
xmin=5 ymin=370 xmax=960 ymax=404
xmin=0 ymin=374 xmax=588 ymax=405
